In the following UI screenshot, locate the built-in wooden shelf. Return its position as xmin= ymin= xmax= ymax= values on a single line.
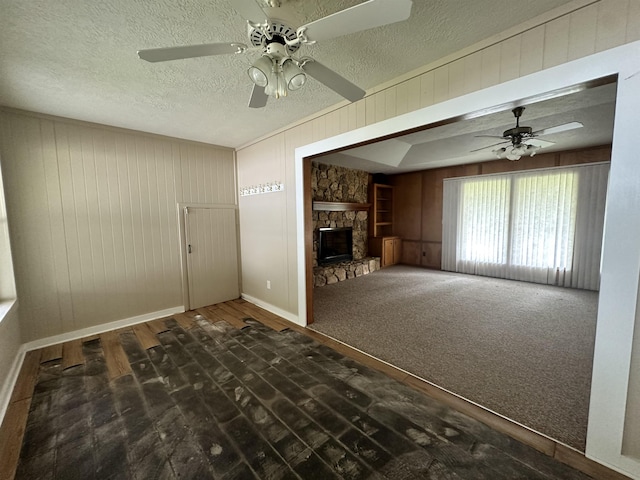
xmin=312 ymin=201 xmax=370 ymax=211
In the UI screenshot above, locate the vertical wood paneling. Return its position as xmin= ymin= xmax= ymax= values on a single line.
xmin=480 ymin=44 xmax=501 ymax=89
xmin=433 ymin=66 xmax=449 ymax=103
xmin=345 ymin=103 xmax=357 ymax=132
xmin=355 ymin=99 xmax=366 ymax=129
xmin=384 ymin=87 xmax=397 ymax=120
xmin=312 ymin=115 xmax=326 ymax=142
xmin=419 ymin=71 xmax=435 ymax=108
xmin=448 ymin=59 xmax=466 ymax=99
xmin=568 ymin=4 xmax=598 ymax=60
xmin=520 ymin=26 xmax=545 ymax=77
xmin=395 ymin=81 xmax=409 ymax=116
xmin=338 ymin=106 xmax=349 ymax=135
xmin=543 ymin=15 xmax=571 ymax=68
xmin=596 ymin=0 xmax=630 ymax=52
xmin=325 ymin=110 xmax=340 ymax=138
xmin=40 ymin=120 xmax=67 ymax=317
xmin=0 ymin=111 xmax=234 ymax=342
xmin=365 ymin=95 xmax=376 ymax=126
xmin=405 ymin=76 xmax=421 ymax=114
xmin=464 ymin=53 xmax=483 ymax=97
xmin=500 ymin=36 xmax=522 ymax=82
xmin=628 ymin=0 xmax=640 ymax=41
xmin=375 ymin=92 xmax=386 ymax=123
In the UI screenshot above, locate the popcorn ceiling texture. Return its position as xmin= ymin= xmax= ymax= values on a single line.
xmin=0 ymin=0 xmax=576 ymax=147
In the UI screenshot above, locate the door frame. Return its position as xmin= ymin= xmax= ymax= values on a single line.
xmin=177 ymin=202 xmax=241 ymax=311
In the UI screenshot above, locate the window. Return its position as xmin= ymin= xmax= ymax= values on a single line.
xmin=443 ymin=163 xmax=609 ymax=290
xmin=0 ymin=160 xmax=16 ymax=303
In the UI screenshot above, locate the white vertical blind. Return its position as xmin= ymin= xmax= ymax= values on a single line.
xmin=457 ymin=176 xmax=510 ymax=278
xmin=442 ymin=163 xmax=609 ymax=290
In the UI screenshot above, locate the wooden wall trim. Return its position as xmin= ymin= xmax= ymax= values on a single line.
xmin=304 ymin=158 xmax=314 ymax=325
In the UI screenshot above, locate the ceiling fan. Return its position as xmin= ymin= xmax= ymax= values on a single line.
xmin=471 ymin=106 xmax=584 ymax=160
xmin=137 ymin=0 xmax=413 ymax=108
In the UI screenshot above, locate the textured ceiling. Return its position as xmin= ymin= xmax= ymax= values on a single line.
xmin=0 ymin=0 xmax=578 ymax=148
xmin=319 ymin=82 xmax=617 ymax=174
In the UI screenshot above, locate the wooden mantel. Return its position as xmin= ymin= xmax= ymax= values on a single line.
xmin=312 ymin=201 xmax=370 ymax=211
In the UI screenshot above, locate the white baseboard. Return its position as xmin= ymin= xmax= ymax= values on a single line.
xmin=23 ymin=306 xmax=184 ymax=352
xmin=0 ymin=343 xmax=26 ymax=429
xmin=240 ymin=293 xmax=303 ymax=326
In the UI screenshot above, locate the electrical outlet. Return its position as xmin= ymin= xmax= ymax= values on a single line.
xmin=267 ymin=280 xmax=271 ymax=289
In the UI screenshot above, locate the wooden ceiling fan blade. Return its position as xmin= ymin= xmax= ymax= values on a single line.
xmin=532 ymin=121 xmax=584 ymax=136
xmin=302 ymin=59 xmax=365 ymax=102
xmin=298 ymin=0 xmax=412 ymax=43
xmin=248 ymin=84 xmax=268 ymax=108
xmin=137 ymin=43 xmax=247 ymax=62
xmin=233 ymin=0 xmax=268 ymax=23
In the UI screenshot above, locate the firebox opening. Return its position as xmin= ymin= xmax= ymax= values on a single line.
xmin=318 ymin=227 xmax=353 ymax=265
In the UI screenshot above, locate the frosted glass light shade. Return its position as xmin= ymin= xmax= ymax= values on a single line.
xmin=282 ymin=60 xmax=306 ymax=90
xmin=248 ymin=56 xmax=273 ymax=88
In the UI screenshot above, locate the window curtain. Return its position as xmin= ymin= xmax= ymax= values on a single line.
xmin=442 ymin=163 xmax=609 ymax=290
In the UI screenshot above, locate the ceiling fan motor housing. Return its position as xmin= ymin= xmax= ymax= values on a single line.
xmin=503 ymin=125 xmax=533 ymax=141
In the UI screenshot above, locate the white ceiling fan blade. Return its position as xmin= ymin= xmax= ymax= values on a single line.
xmin=470 ymin=140 xmax=510 ymax=153
xmin=248 ymin=84 xmax=268 ymax=108
xmin=474 ymin=134 xmax=508 ymax=140
xmin=298 ymin=0 xmax=413 ymax=43
xmin=302 ymin=59 xmax=365 ymax=102
xmin=233 ymin=0 xmax=268 ymax=22
xmin=532 ymin=121 xmax=584 ymax=136
xmin=137 ymin=43 xmax=247 ymax=62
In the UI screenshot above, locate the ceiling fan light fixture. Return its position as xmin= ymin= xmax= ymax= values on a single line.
xmin=264 ymin=65 xmax=288 ymax=99
xmin=282 ymin=59 xmax=306 ymax=90
xmin=506 ymin=150 xmax=522 ymax=161
xmin=494 ymin=143 xmax=542 ymax=161
xmin=247 ymin=55 xmax=273 ymax=88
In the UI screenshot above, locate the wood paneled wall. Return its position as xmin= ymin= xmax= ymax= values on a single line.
xmin=0 ymin=110 xmax=236 ymax=342
xmin=237 ymin=0 xmax=639 ymax=318
xmin=390 ymin=145 xmax=612 ymax=269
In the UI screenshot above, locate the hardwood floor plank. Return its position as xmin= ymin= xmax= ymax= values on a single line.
xmin=217 ymin=302 xmax=251 ymax=321
xmin=101 ymin=331 xmax=132 ymax=380
xmin=174 ymin=313 xmax=195 ymax=330
xmin=39 ymin=343 xmax=63 ymax=363
xmin=147 ymin=318 xmax=170 ymax=334
xmin=230 ymin=300 xmax=288 ymax=331
xmin=0 ymin=398 xmax=31 ymax=480
xmin=195 ymin=308 xmax=222 ymax=324
xmin=132 ymin=323 xmax=160 ymax=350
xmin=10 ymin=350 xmax=41 ymax=403
xmin=205 ymin=307 xmax=247 ymax=330
xmin=61 ymin=339 xmax=85 ymax=370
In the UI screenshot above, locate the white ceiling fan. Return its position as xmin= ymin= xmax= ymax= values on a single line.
xmin=471 ymin=106 xmax=584 ymax=160
xmin=137 ymin=0 xmax=413 ymax=108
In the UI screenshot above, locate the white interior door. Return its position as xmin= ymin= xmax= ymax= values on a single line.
xmin=185 ymin=206 xmax=239 ymax=309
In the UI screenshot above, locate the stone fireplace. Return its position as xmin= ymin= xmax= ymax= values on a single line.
xmin=312 ymin=161 xmax=380 ymax=286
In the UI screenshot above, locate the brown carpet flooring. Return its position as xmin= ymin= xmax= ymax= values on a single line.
xmin=311 ymin=265 xmax=598 ymax=452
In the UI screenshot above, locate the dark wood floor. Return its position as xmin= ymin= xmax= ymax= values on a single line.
xmin=0 ymin=299 xmax=629 ymax=479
